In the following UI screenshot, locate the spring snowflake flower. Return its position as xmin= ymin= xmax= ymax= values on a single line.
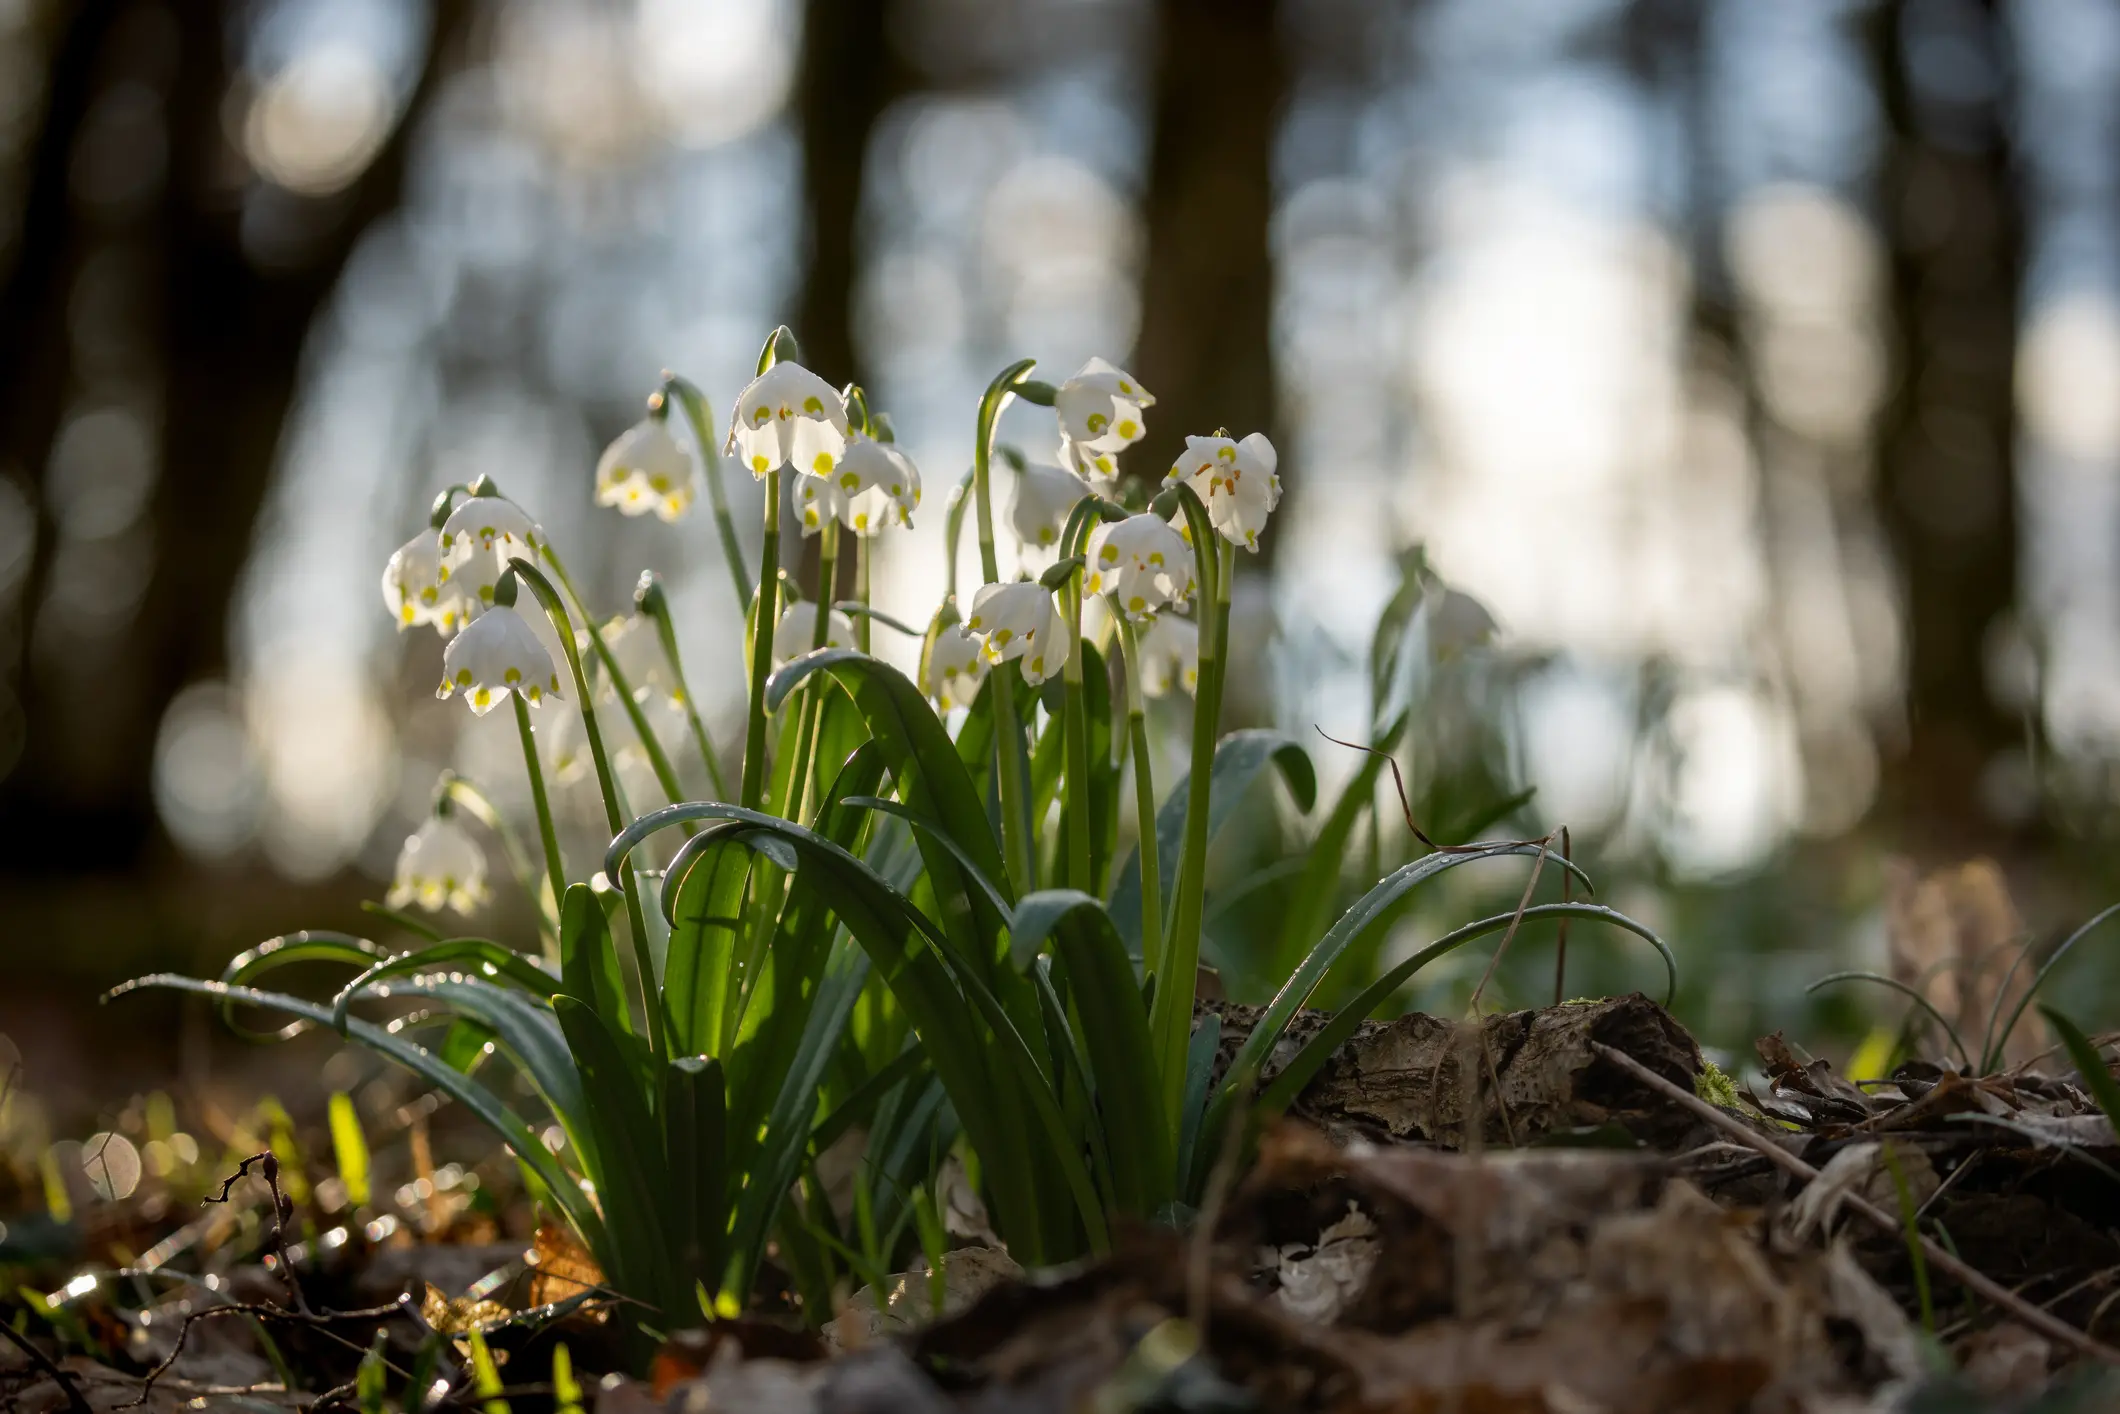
xmin=1165 ymin=432 xmax=1281 ymax=551
xmin=387 ymin=816 xmax=488 ymax=914
xmin=967 ymin=582 xmax=1073 ymax=686
xmin=438 ymin=495 xmax=543 ymax=569
xmin=797 ymin=435 xmax=921 ymax=535
xmin=924 ymin=623 xmax=989 ymax=710
xmin=438 ymin=605 xmax=563 ymax=715
xmin=1056 ymin=357 xmax=1153 ymax=455
xmin=1085 ymin=513 xmax=1194 ymax=621
xmin=600 ymin=613 xmax=675 ymax=707
xmin=771 ymin=600 xmax=856 ymax=667
xmin=538 ymin=703 xmax=593 ymax=785
xmin=727 ymin=361 xmax=849 ymax=479
xmin=381 ymin=532 xmax=471 ymax=635
xmin=596 ymin=418 xmax=697 ymax=522
xmin=1136 ymin=614 xmax=1198 ymax=697
xmin=1427 ymin=587 xmax=1499 ymax=658
xmin=1058 ymin=434 xmax=1120 ymax=494
xmin=1010 ymin=460 xmax=1090 ymax=550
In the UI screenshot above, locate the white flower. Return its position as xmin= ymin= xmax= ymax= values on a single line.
xmin=796 ymin=435 xmax=922 ymax=536
xmin=1010 ymin=460 xmax=1090 ymax=550
xmin=438 ymin=605 xmax=564 ymax=715
xmin=438 ymin=495 xmax=543 ymax=571
xmin=388 ymin=817 xmax=488 ymax=914
xmin=382 ymin=532 xmax=466 ymax=635
xmin=1056 ymin=357 xmax=1153 ymax=454
xmin=727 ymin=361 xmax=849 ymax=480
xmin=1427 ymin=587 xmax=1500 ymax=659
xmin=600 ymin=613 xmax=674 ymax=707
xmin=1136 ymin=614 xmax=1199 ymax=698
xmin=1058 ymin=434 xmax=1120 ymax=494
xmin=596 ymin=418 xmax=697 ymax=522
xmin=1165 ymin=432 xmax=1281 ymax=551
xmin=966 ymin=582 xmax=1073 ymax=686
xmin=924 ymin=622 xmax=989 ymax=710
xmin=1085 ymin=513 xmax=1195 ymax=621
xmin=771 ymin=600 xmax=856 ymax=667
xmin=538 ymin=703 xmax=594 ymax=785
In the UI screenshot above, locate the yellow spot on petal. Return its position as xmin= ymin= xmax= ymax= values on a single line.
xmin=455 ymin=669 xmax=473 ymax=687
xmin=473 ymin=688 xmax=491 ymax=707
xmin=839 ymin=472 xmax=859 ymax=491
xmin=813 ymin=453 xmax=834 ymax=475
xmin=1100 ymin=545 xmax=1119 ymax=563
xmin=1129 ymin=596 xmax=1145 ymax=612
xmin=1086 ymin=413 xmax=1109 ymax=434
xmin=504 ymin=667 xmax=522 ymax=684
xmin=752 ymin=455 xmax=770 ymax=473
xmin=803 ymin=396 xmax=824 ymax=414
xmin=1117 ymin=420 xmax=1138 ymax=439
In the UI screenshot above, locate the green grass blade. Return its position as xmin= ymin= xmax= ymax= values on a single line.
xmin=559 ymin=884 xmax=631 ymax=1041
xmin=1275 ymin=713 xmax=1407 ymax=976
xmin=329 ymin=940 xmax=558 ymax=1032
xmin=2041 ymin=1005 xmax=2120 ymax=1135
xmin=1806 ymin=971 xmax=1971 ymax=1072
xmin=327 ymin=1092 xmax=371 ymax=1209
xmin=1984 ymin=902 xmax=2120 ymax=1073
xmin=662 ymin=1055 xmax=727 ymax=1305
xmin=552 ymin=995 xmax=678 ymax=1317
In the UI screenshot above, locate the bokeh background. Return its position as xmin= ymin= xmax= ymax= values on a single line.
xmin=3 ymin=0 xmax=2117 ymax=1119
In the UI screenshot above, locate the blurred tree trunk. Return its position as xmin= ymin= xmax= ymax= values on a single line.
xmin=0 ymin=0 xmax=465 ymax=871
xmin=1132 ymin=0 xmax=1283 ymax=513
xmin=1866 ymin=0 xmax=2023 ymax=851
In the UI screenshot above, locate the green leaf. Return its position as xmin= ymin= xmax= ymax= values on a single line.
xmin=1109 ymin=730 xmax=1319 ymax=953
xmin=1258 ymin=901 xmax=1675 ymax=1116
xmin=662 ymin=1055 xmax=727 ymax=1301
xmin=210 ymin=931 xmax=386 ymax=1041
xmin=1011 ymin=890 xmax=1171 ymax=1216
xmin=658 ymin=835 xmax=754 ymax=1058
xmin=553 ymin=995 xmax=677 ymax=1316
xmin=560 ymin=884 xmax=630 ymax=1041
xmin=2041 ymin=1005 xmax=2120 ymax=1136
xmin=1175 ymin=1010 xmax=1222 ymax=1189
xmin=329 ymin=940 xmax=558 ymax=1033
xmin=327 ymin=1092 xmax=371 ymax=1209
xmin=437 ymin=1019 xmax=497 ymax=1074
xmin=1274 ymin=713 xmax=1408 ymax=979
xmin=111 ymin=975 xmax=603 ymax=1252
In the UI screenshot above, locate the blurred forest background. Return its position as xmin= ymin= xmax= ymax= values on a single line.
xmin=3 ymin=0 xmax=2119 ymax=1119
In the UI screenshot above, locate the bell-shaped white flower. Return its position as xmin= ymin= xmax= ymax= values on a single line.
xmin=1164 ymin=432 xmax=1281 ymax=552
xmin=596 ymin=418 xmax=697 ymax=522
xmin=1056 ymin=357 xmax=1154 ymax=454
xmin=1010 ymin=460 xmax=1090 ymax=550
xmin=387 ymin=816 xmax=488 ymax=914
xmin=438 ymin=604 xmax=564 ymax=715
xmin=727 ymin=361 xmax=850 ymax=480
xmin=438 ymin=495 xmax=543 ymax=572
xmin=924 ymin=622 xmax=989 ymax=710
xmin=1057 ymin=434 xmax=1120 ymax=495
xmin=1428 ymin=586 xmax=1500 ymax=659
xmin=1085 ymin=513 xmax=1195 ymax=621
xmin=771 ymin=600 xmax=856 ymax=667
xmin=966 ymin=581 xmax=1073 ymax=686
xmin=797 ymin=435 xmax=922 ymax=536
xmin=599 ymin=613 xmax=674 ymax=707
xmin=538 ymin=702 xmax=594 ymax=785
xmin=382 ymin=532 xmax=466 ymax=634
xmin=1136 ymin=614 xmax=1199 ymax=698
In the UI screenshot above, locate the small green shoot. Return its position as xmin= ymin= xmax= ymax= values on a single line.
xmin=1880 ymin=1143 xmax=1933 ymax=1334
xmin=467 ymin=1327 xmax=510 ymax=1414
xmin=2040 ymin=1005 xmax=2120 ymax=1133
xmin=328 ymin=1092 xmax=371 ymax=1210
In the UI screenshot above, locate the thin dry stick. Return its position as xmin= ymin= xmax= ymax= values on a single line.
xmin=1 ymin=1321 xmax=91 ymax=1414
xmin=1591 ymin=1042 xmax=2120 ymax=1365
xmin=1316 ymin=727 xmax=1549 ymax=855
xmin=204 ymin=1152 xmax=306 ymax=1313
xmin=1552 ymin=826 xmax=1573 ymax=1006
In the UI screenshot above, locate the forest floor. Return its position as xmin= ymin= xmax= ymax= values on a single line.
xmin=8 ymin=994 xmax=2120 ymax=1413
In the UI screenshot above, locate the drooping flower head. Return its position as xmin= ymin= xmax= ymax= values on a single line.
xmin=1010 ymin=460 xmax=1090 ymax=551
xmin=599 ymin=612 xmax=674 ymax=708
xmin=924 ymin=621 xmax=989 ymax=711
xmin=771 ymin=600 xmax=856 ymax=667
xmin=1085 ymin=513 xmax=1194 ymax=621
xmin=1165 ymin=432 xmax=1280 ymax=552
xmin=797 ymin=434 xmax=921 ymax=536
xmin=1426 ymin=586 xmax=1500 ymax=659
xmin=382 ymin=532 xmax=469 ymax=635
xmin=1056 ymin=357 xmax=1153 ymax=456
xmin=1136 ymin=613 xmax=1199 ymax=698
xmin=596 ymin=418 xmax=698 ymax=522
xmin=727 ymin=361 xmax=849 ymax=480
xmin=966 ymin=581 xmax=1073 ymax=686
xmin=1058 ymin=435 xmax=1120 ymax=494
xmin=438 ymin=604 xmax=563 ymax=715
xmin=387 ymin=816 xmax=488 ymax=914
xmin=436 ymin=494 xmax=545 ymax=619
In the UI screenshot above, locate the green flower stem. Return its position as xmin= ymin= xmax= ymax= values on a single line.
xmin=974 ymin=359 xmax=1039 ymax=896
xmin=1152 ymin=507 xmax=1227 ymax=1132
xmin=643 ymin=603 xmax=732 ymax=803
xmin=1115 ymin=616 xmax=1161 ymax=979
xmin=507 ymin=557 xmax=667 ymax=1064
xmin=510 ymin=698 xmax=567 ymax=970
xmin=1061 ymin=577 xmax=1093 ymax=894
xmin=853 ymin=535 xmax=871 ymax=654
xmin=542 ymin=546 xmax=687 ymax=811
xmin=740 ymin=471 xmax=782 ymax=812
xmin=440 ymin=775 xmax=554 ymax=947
xmin=663 ymin=375 xmax=752 ymax=619
xmin=784 ymin=522 xmax=839 ymax=825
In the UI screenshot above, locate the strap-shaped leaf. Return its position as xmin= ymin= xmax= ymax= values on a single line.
xmin=560 ymin=884 xmax=631 ymax=1040
xmin=662 ymin=1055 xmax=727 ymax=1299
xmin=214 ymin=931 xmax=386 ymax=1041
xmin=553 ymin=995 xmax=678 ymax=1316
xmin=110 ymin=975 xmax=603 ymax=1251
xmin=1109 ymin=731 xmax=1320 ymax=952
xmin=330 ymin=941 xmax=556 ymax=1032
xmin=658 ymin=835 xmax=754 ymax=1058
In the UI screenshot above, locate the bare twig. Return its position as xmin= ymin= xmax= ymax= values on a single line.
xmin=204 ymin=1151 xmax=307 ymax=1313
xmin=0 ymin=1320 xmax=92 ymax=1414
xmin=1591 ymin=1041 xmax=2120 ymax=1365
xmin=1553 ymin=826 xmax=1572 ymax=1006
xmin=115 ymin=1302 xmax=407 ymax=1411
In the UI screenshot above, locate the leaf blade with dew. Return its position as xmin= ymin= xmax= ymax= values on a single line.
xmin=2040 ymin=1005 xmax=2120 ymax=1137
xmin=1806 ymin=971 xmax=1971 ymax=1072
xmin=329 ymin=940 xmax=559 ymax=1033
xmin=107 ymin=974 xmax=605 ymax=1253
xmin=559 ymin=883 xmax=632 ymax=1042
xmin=327 ymin=1092 xmax=371 ymax=1210
xmin=206 ymin=931 xmax=388 ymax=1041
xmin=1110 ymin=729 xmax=1320 ymax=955
xmin=1257 ymin=902 xmax=1677 ymax=1117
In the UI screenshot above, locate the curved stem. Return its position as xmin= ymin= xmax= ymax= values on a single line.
xmin=740 ymin=472 xmax=783 ymax=812
xmin=507 ymin=557 xmax=667 ymax=1063
xmin=663 ymin=376 xmax=752 ymax=619
xmin=974 ymin=360 xmax=1039 ymax=895
xmin=1116 ymin=617 xmax=1161 ymax=978
xmin=542 ymin=546 xmax=687 ymax=812
xmin=854 ymin=535 xmax=871 ymax=654
xmin=440 ymin=775 xmax=553 ymax=946
xmin=512 ymin=697 xmax=567 ymax=970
